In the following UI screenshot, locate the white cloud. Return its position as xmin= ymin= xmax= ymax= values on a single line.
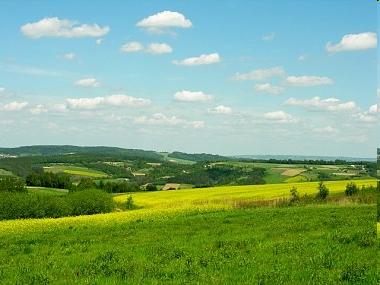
xmin=313 ymin=126 xmax=338 ymax=134
xmin=262 ymin=33 xmax=275 ymax=41
xmin=1 ymin=101 xmax=28 ymax=111
xmin=66 ymin=94 xmax=151 ymax=110
xmin=63 ymin=52 xmax=76 ymax=60
xmin=74 ymin=78 xmax=101 ymax=88
xmin=30 ymin=104 xmax=48 ymax=115
xmin=120 ymin=41 xmax=144 ymax=53
xmin=285 ymin=76 xmax=333 ymax=87
xmin=134 ymin=113 xmax=203 ymax=129
xmin=50 ymin=103 xmax=68 ymax=113
xmin=0 ymin=87 xmax=5 ymax=93
xmin=136 ymin=11 xmax=192 ymax=33
xmin=232 ymin=66 xmax=284 ymax=81
xmin=96 ymin=38 xmax=103 ymax=45
xmin=369 ymin=104 xmax=378 ymax=114
xmin=285 ymin=97 xmax=357 ymax=112
xmin=21 ymin=17 xmax=110 ymax=39
xmin=264 ymin=111 xmax=297 ymax=123
xmin=173 ymin=53 xmax=221 ymax=66
xmin=174 ymin=90 xmax=213 ymax=102
xmin=146 ymin=43 xmax=172 ymax=54
xmin=209 ymin=105 xmax=232 ymax=115
xmin=254 ymin=83 xmax=284 ymax=95
xmin=356 ymin=104 xmax=378 ymax=123
xmin=326 ymin=32 xmax=377 ymax=53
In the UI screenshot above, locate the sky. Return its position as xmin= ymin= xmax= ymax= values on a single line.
xmin=0 ymin=1 xmax=378 ymax=158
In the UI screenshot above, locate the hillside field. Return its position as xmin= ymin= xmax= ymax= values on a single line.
xmin=0 ymin=205 xmax=376 ymax=284
xmin=0 ymin=179 xmax=377 ymax=284
xmin=43 ymin=165 xmax=108 ymax=178
xmin=114 ymin=179 xmax=376 ymax=209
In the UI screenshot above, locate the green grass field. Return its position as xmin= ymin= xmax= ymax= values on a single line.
xmin=0 ymin=169 xmax=14 ymax=176
xmin=43 ymin=165 xmax=108 ymax=178
xmin=0 ymin=179 xmax=376 ymax=284
xmin=27 ymin=186 xmax=69 ymax=196
xmin=0 ymin=204 xmax=376 ymax=284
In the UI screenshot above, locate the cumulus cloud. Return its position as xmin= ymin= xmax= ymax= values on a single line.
xmin=263 ymin=111 xmax=297 ymax=123
xmin=66 ymin=94 xmax=151 ymax=110
xmin=30 ymin=104 xmax=48 ymax=115
xmin=120 ymin=41 xmax=144 ymax=53
xmin=137 ymin=11 xmax=192 ymax=33
xmin=326 ymin=32 xmax=377 ymax=53
xmin=209 ymin=105 xmax=232 ymax=115
xmin=174 ymin=90 xmax=213 ymax=102
xmin=356 ymin=104 xmax=378 ymax=123
xmin=63 ymin=52 xmax=76 ymax=60
xmin=254 ymin=83 xmax=284 ymax=95
xmin=232 ymin=66 xmax=284 ymax=81
xmin=285 ymin=76 xmax=333 ymax=87
xmin=146 ymin=43 xmax=172 ymax=54
xmin=96 ymin=38 xmax=103 ymax=45
xmin=285 ymin=97 xmax=357 ymax=112
xmin=74 ymin=78 xmax=101 ymax=88
xmin=21 ymin=17 xmax=110 ymax=39
xmin=1 ymin=101 xmax=28 ymax=111
xmin=173 ymin=53 xmax=221 ymax=66
xmin=50 ymin=103 xmax=68 ymax=113
xmin=134 ymin=113 xmax=204 ymax=129
xmin=369 ymin=104 xmax=378 ymax=114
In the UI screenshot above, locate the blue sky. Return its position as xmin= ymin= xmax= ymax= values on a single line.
xmin=0 ymin=1 xmax=378 ymax=157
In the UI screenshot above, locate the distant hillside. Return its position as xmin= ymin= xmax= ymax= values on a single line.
xmin=0 ymin=145 xmax=162 ymax=160
xmin=167 ymin=151 xmax=230 ymax=162
xmin=235 ymin=154 xmax=376 ymax=162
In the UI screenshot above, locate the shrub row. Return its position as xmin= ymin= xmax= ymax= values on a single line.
xmin=0 ymin=189 xmax=114 ymax=220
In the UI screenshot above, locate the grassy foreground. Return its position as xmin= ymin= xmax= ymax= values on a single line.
xmin=0 ymin=204 xmax=376 ymax=284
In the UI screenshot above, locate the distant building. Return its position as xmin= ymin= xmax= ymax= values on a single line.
xmin=162 ymin=183 xmax=181 ymax=190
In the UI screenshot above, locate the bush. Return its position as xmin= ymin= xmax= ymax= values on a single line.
xmin=66 ymin=189 xmax=114 ymax=216
xmin=0 ymin=189 xmax=114 ymax=220
xmin=316 ymin=181 xmax=329 ymax=200
xmin=345 ymin=182 xmax=359 ymax=196
xmin=145 ymin=184 xmax=157 ymax=191
xmin=289 ymin=186 xmax=300 ymax=203
xmin=125 ymin=196 xmax=134 ymax=209
xmin=0 ymin=177 xmax=26 ymax=193
xmin=0 ymin=192 xmax=72 ymax=220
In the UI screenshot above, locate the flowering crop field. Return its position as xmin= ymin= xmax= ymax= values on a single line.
xmin=115 ymin=179 xmax=376 ymax=209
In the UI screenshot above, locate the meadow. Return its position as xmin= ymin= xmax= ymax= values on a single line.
xmin=0 ymin=204 xmax=376 ymax=284
xmin=0 ymin=179 xmax=377 ymax=284
xmin=43 ymin=165 xmax=108 ymax=178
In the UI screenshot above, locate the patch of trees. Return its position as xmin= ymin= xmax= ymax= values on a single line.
xmin=74 ymin=178 xmax=141 ymax=193
xmin=168 ymin=151 xmax=230 ymax=162
xmin=167 ymin=164 xmax=266 ymax=187
xmin=0 ymin=189 xmax=114 ymax=220
xmin=0 ymin=177 xmax=26 ymax=192
xmin=26 ymin=171 xmax=72 ymax=189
